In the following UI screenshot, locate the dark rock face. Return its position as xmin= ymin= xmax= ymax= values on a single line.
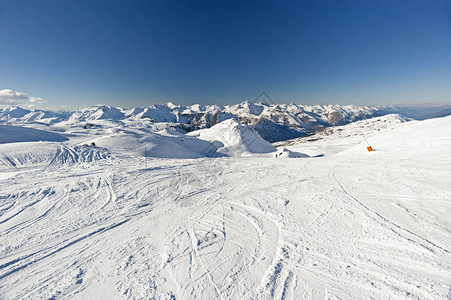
xmin=252 ymin=119 xmax=306 ymax=143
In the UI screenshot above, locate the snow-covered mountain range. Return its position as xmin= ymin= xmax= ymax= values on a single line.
xmin=2 ymin=102 xmax=450 ymax=142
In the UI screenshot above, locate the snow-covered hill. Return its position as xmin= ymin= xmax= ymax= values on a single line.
xmin=275 ymin=113 xmax=411 ymax=156
xmin=352 ymin=114 xmax=451 ymax=154
xmin=187 ymin=119 xmax=276 ymax=157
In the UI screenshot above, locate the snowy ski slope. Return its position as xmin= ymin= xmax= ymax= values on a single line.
xmin=0 ymin=115 xmax=450 ymax=299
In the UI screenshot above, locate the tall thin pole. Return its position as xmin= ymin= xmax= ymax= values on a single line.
xmin=144 ymin=143 xmax=147 ymax=169
xmin=362 ymin=133 xmax=370 ymax=146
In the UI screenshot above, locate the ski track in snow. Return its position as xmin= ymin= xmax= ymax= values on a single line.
xmin=1 ymin=136 xmax=451 ymax=297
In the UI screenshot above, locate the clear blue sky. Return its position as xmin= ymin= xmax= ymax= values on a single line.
xmin=1 ymin=0 xmax=451 ymax=109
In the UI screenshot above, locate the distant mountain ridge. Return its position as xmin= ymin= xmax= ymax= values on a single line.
xmin=1 ymin=102 xmax=451 ymax=142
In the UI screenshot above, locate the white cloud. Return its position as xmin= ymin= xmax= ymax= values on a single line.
xmin=0 ymin=89 xmax=46 ymax=106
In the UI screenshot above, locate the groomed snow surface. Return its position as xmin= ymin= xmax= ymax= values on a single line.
xmin=1 ymin=115 xmax=451 ymax=299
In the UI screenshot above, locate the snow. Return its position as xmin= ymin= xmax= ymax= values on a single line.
xmin=0 ymin=106 xmax=31 ymax=119
xmin=58 ymin=119 xmax=274 ymax=159
xmin=275 ymin=148 xmax=310 ymax=158
xmin=187 ymin=119 xmax=276 ymax=156
xmin=0 ymin=125 xmax=68 ymax=144
xmin=0 ymin=113 xmax=450 ymax=299
xmin=276 ymin=114 xmax=411 ymax=156
xmin=0 ymin=142 xmax=115 ymax=169
xmin=89 ymin=130 xmax=207 ymax=159
xmin=3 ymin=102 xmax=451 ymax=144
xmin=68 ymin=105 xmax=126 ymax=123
xmin=353 ymin=114 xmax=451 ymax=154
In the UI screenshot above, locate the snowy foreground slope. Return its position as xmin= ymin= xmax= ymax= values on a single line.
xmin=1 ymin=116 xmax=451 ymax=299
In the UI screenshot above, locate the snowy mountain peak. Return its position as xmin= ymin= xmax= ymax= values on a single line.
xmin=0 ymin=106 xmax=31 ymax=119
xmin=211 ymin=118 xmax=240 ymax=128
xmin=166 ymin=101 xmax=178 ymax=109
xmin=69 ymin=105 xmax=125 ymax=121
